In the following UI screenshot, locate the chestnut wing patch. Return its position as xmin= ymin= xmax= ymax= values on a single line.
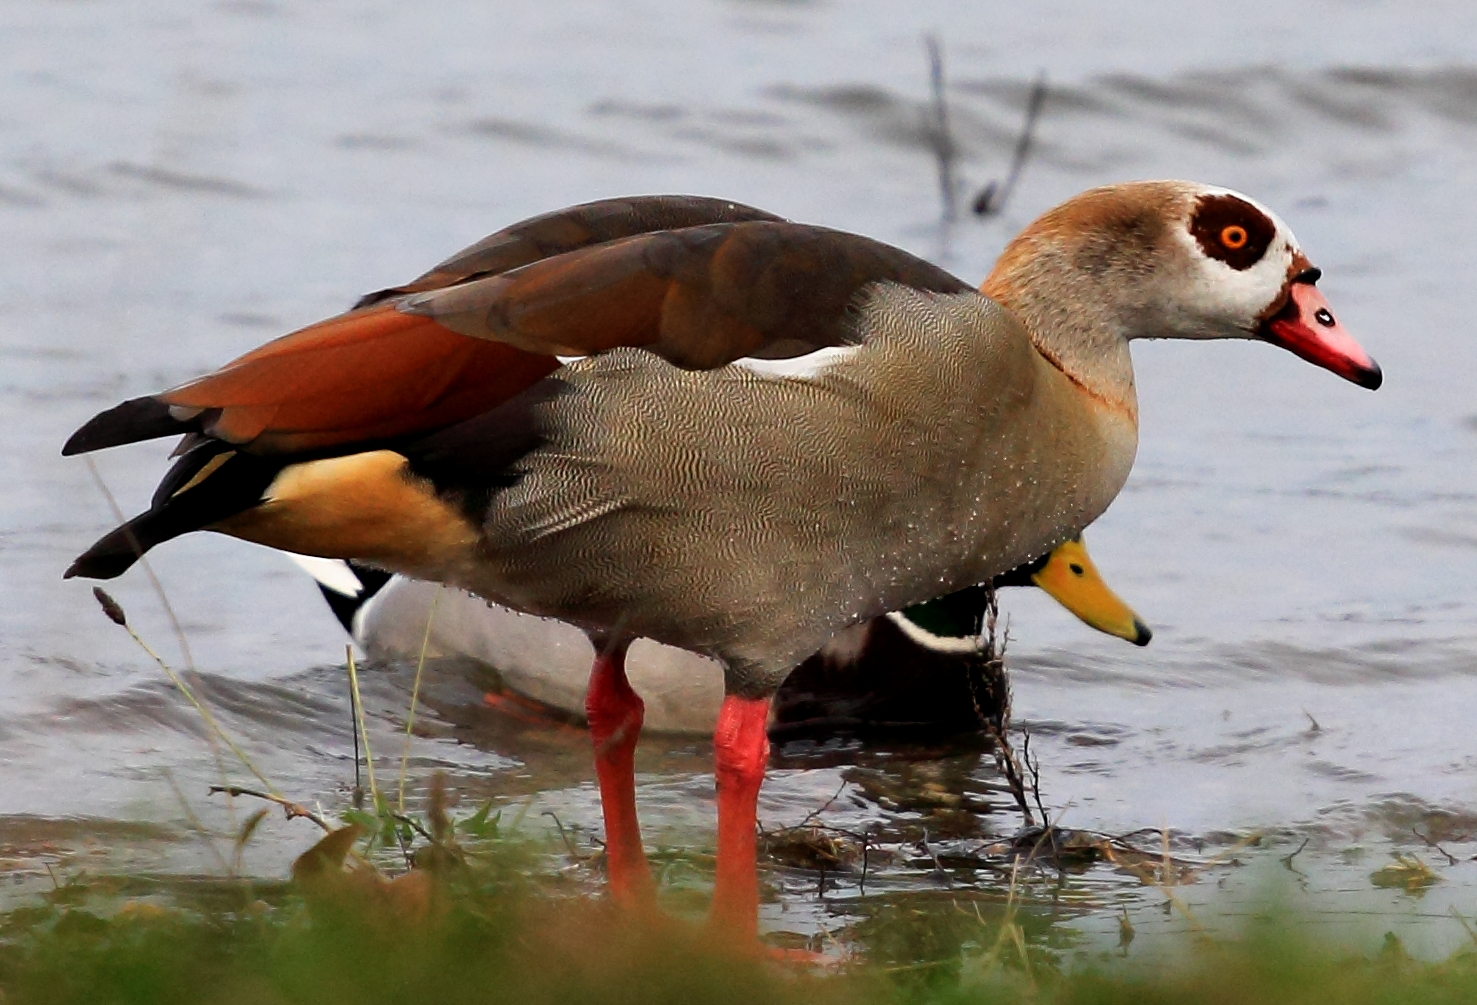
xmin=354 ymin=195 xmax=785 ymax=308
xmin=155 ymin=304 xmax=560 ymax=454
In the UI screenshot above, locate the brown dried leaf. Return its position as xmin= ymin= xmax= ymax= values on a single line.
xmin=291 ymin=824 xmax=363 ymax=883
xmin=383 ymin=869 xmax=434 ymax=922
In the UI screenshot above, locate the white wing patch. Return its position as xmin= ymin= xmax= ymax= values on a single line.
xmin=285 ymin=552 xmax=364 ymax=598
xmin=730 ymin=344 xmax=861 ymax=380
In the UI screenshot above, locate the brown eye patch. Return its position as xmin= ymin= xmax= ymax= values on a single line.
xmin=1190 ymin=194 xmax=1275 ymax=270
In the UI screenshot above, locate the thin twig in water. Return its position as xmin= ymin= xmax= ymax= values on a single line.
xmin=1161 ymin=826 xmax=1174 ymax=886
xmin=1189 ymin=830 xmax=1262 ymax=869
xmin=1281 ymin=836 xmax=1310 ymax=871
xmin=1113 ymin=826 xmax=1170 ymax=844
xmin=1023 ymin=730 xmax=1049 ymax=826
xmin=791 ymin=779 xmax=849 ymax=832
xmin=94 ymin=588 xmax=277 ymax=794
xmin=543 ymin=811 xmax=581 ymax=859
xmin=1413 ymin=828 xmax=1461 ymax=867
xmin=923 ymin=34 xmax=958 ymax=222
xmin=391 ymin=812 xmax=436 ymax=845
xmin=398 ymin=587 xmax=442 ymax=812
xmin=1017 ymin=812 xmax=1063 ymax=870
xmin=918 ymin=828 xmax=948 ymax=882
xmin=207 ymin=786 xmax=331 ymax=832
xmin=968 ymin=589 xmax=1037 ymax=826
xmin=973 ymin=71 xmax=1047 ymax=216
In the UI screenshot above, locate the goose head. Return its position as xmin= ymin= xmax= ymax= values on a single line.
xmin=983 ymin=180 xmax=1382 ymax=410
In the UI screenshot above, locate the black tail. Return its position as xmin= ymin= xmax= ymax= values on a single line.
xmin=65 ymin=442 xmax=283 ymax=579
xmin=63 ymin=396 xmax=206 ymax=456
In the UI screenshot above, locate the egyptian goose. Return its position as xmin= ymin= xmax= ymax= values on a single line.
xmin=63 ymin=182 xmax=1380 ymax=941
xmin=294 ymin=534 xmax=1151 ymax=735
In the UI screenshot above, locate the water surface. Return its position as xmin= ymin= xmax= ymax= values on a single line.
xmin=3 ymin=0 xmax=1476 ymax=961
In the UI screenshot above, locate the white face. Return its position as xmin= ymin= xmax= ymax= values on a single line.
xmin=1159 ymin=184 xmax=1303 ymax=341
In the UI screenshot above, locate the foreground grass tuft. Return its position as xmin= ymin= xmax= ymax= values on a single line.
xmin=0 ymin=871 xmax=876 ymax=1005
xmin=6 ymin=856 xmax=1477 ymax=1005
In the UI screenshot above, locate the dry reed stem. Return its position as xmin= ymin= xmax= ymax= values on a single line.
xmin=972 ymin=857 xmax=1033 ymax=982
xmin=1449 ymin=907 xmax=1477 ymax=948
xmin=94 ymin=588 xmax=277 ymax=794
xmin=346 ymin=645 xmax=381 ymax=811
xmin=84 ymin=458 xmax=243 ymax=830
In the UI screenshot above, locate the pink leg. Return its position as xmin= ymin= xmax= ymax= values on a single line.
xmin=708 ymin=693 xmax=772 ymax=941
xmin=585 ymin=637 xmax=655 ymax=909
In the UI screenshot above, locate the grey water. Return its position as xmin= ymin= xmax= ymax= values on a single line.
xmin=3 ymin=0 xmax=1477 ymax=959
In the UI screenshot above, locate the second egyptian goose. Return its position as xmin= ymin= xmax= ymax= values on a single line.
xmin=63 ymin=181 xmax=1380 ymax=940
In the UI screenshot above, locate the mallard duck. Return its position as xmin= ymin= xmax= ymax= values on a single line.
xmin=292 ymin=533 xmax=1150 ymax=735
xmin=64 ymin=182 xmax=1380 ymax=939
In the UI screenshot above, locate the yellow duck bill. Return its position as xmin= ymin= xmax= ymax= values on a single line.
xmin=1029 ymin=537 xmax=1151 ymax=646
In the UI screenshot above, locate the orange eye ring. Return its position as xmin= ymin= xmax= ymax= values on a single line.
xmin=1221 ymin=225 xmax=1248 ymax=249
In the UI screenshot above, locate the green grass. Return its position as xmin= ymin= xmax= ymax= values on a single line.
xmin=6 ymin=843 xmax=1477 ymax=1005
xmin=0 ymin=867 xmax=873 ymax=1005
